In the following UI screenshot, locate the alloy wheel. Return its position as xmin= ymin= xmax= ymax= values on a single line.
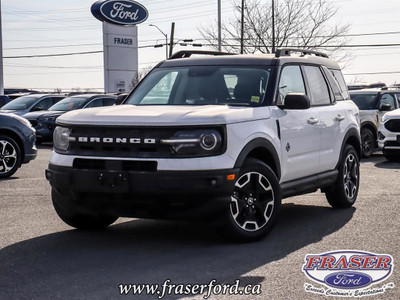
xmin=0 ymin=140 xmax=18 ymax=175
xmin=343 ymin=153 xmax=358 ymax=199
xmin=230 ymin=172 xmax=274 ymax=231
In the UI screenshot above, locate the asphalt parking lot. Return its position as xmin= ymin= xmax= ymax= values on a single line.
xmin=0 ymin=146 xmax=399 ymax=300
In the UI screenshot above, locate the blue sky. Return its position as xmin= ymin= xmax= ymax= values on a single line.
xmin=1 ymin=0 xmax=400 ymax=91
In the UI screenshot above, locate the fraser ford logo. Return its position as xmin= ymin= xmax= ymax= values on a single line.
xmin=302 ymin=250 xmax=394 ymax=297
xmin=91 ymin=0 xmax=149 ymax=25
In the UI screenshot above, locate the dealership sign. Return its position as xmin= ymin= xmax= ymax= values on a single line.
xmin=303 ymin=250 xmax=395 ymax=297
xmin=91 ymin=0 xmax=148 ymax=25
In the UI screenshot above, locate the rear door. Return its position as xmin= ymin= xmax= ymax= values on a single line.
xmin=304 ymin=66 xmax=347 ymax=173
xmin=277 ymin=65 xmax=321 ymax=182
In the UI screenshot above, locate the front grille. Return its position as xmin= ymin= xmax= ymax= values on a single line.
xmin=73 ymin=158 xmax=157 ymax=171
xmin=65 ymin=126 xmax=225 ymax=158
xmin=385 ymin=119 xmax=400 ymax=132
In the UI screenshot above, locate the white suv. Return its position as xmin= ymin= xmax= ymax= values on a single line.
xmin=46 ymin=49 xmax=361 ymax=242
xmin=378 ymin=108 xmax=400 ymax=161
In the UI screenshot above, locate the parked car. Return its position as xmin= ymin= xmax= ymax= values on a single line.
xmin=349 ymin=88 xmax=400 ymax=157
xmin=0 ymin=113 xmax=37 ymax=178
xmin=46 ymin=49 xmax=361 ymax=242
xmin=0 ymin=95 xmax=11 ymax=108
xmin=0 ymin=94 xmax=65 ymax=116
xmin=23 ymin=94 xmax=116 ymax=143
xmin=378 ymin=108 xmax=400 ymax=161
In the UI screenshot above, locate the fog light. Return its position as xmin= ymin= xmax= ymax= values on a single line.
xmin=378 ymin=131 xmax=385 ymax=140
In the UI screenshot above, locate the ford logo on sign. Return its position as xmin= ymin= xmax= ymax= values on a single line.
xmin=91 ymin=0 xmax=148 ymax=26
xmin=324 ymin=272 xmax=372 ymax=289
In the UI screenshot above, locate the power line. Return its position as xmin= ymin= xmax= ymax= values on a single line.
xmin=343 ymin=71 xmax=400 ymax=76
xmin=4 ymin=50 xmax=103 ymax=59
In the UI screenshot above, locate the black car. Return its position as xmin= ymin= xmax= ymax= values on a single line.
xmin=23 ymin=94 xmax=116 ymax=143
xmin=0 ymin=113 xmax=37 ymax=178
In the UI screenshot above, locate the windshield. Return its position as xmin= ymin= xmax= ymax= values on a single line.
xmin=350 ymin=93 xmax=379 ymax=110
xmin=1 ymin=96 xmax=39 ymax=110
xmin=125 ymin=66 xmax=272 ymax=106
xmin=49 ymin=97 xmax=88 ymax=111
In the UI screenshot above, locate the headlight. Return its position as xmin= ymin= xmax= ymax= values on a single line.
xmin=53 ymin=126 xmax=71 ymax=151
xmin=11 ymin=114 xmax=32 ymax=128
xmin=161 ymin=129 xmax=223 ymax=156
xmin=382 ymin=114 xmax=390 ymax=123
xmin=39 ymin=116 xmax=57 ymax=122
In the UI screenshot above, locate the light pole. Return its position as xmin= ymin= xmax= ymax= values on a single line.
xmin=149 ymin=24 xmax=168 ymax=59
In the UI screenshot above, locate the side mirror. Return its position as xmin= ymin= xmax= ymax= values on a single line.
xmin=115 ymin=94 xmax=127 ymax=105
xmin=379 ymin=103 xmax=391 ymax=111
xmin=279 ymin=93 xmax=311 ymax=110
xmin=31 ymin=107 xmax=44 ymax=112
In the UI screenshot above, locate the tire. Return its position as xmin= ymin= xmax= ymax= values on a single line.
xmin=216 ymin=158 xmax=281 ymax=242
xmin=361 ymin=128 xmax=374 ymax=158
xmin=325 ymin=145 xmax=360 ymax=208
xmin=0 ymin=135 xmax=22 ymax=178
xmin=52 ymin=189 xmax=118 ymax=229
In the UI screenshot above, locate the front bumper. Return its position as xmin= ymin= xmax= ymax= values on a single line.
xmin=46 ymin=164 xmax=239 ymax=218
xmin=378 ymin=126 xmax=400 ymax=154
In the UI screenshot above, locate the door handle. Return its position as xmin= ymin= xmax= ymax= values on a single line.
xmin=335 ymin=114 xmax=345 ymax=121
xmin=307 ymin=117 xmax=319 ymax=125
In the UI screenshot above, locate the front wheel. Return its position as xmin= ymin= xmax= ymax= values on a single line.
xmin=0 ymin=135 xmax=21 ymax=178
xmin=52 ymin=189 xmax=118 ymax=229
xmin=216 ymin=158 xmax=281 ymax=242
xmin=325 ymin=145 xmax=360 ymax=208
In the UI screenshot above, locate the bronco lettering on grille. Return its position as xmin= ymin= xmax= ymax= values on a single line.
xmin=76 ymin=137 xmax=156 ymax=144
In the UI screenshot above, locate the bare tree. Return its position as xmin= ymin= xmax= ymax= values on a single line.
xmin=200 ymin=0 xmax=350 ymax=61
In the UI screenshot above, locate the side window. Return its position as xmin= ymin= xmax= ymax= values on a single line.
xmin=103 ymin=98 xmax=116 ymax=106
xmin=52 ymin=97 xmax=64 ymax=105
xmin=380 ymin=94 xmax=396 ymax=110
xmin=85 ymin=98 xmax=103 ymax=108
xmin=303 ymin=66 xmax=331 ymax=106
xmin=32 ymin=98 xmax=53 ymax=110
xmin=278 ymin=65 xmax=306 ymax=104
xmin=331 ymin=70 xmax=350 ymax=99
xmin=322 ymin=66 xmax=343 ymax=101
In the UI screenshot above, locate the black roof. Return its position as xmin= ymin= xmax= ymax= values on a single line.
xmin=160 ymin=51 xmax=341 ymax=70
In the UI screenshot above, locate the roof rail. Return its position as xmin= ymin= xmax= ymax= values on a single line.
xmin=275 ymin=48 xmax=329 ymax=58
xmin=169 ymin=50 xmax=235 ymax=59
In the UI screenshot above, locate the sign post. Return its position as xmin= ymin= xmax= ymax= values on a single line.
xmin=91 ymin=0 xmax=148 ymax=93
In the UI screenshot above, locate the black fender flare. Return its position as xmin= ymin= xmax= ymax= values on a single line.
xmin=234 ymin=138 xmax=281 ymax=180
xmin=336 ymin=127 xmax=361 ymax=168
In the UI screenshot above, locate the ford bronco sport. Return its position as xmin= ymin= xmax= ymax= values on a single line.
xmin=46 ymin=49 xmax=361 ymax=241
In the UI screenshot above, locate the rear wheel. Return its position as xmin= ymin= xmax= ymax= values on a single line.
xmin=217 ymin=158 xmax=281 ymax=242
xmin=325 ymin=145 xmax=359 ymax=208
xmin=52 ymin=189 xmax=118 ymax=229
xmin=361 ymin=128 xmax=374 ymax=158
xmin=0 ymin=135 xmax=21 ymax=178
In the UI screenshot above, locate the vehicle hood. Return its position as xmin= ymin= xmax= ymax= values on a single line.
xmin=22 ymin=111 xmax=49 ymax=120
xmin=57 ymin=105 xmax=271 ymax=126
xmin=382 ymin=108 xmax=400 ymax=120
xmin=37 ymin=111 xmax=65 ymax=119
xmin=0 ymin=109 xmax=19 ymax=114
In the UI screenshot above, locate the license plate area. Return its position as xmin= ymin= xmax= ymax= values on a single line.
xmin=73 ymin=170 xmax=130 ymax=192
